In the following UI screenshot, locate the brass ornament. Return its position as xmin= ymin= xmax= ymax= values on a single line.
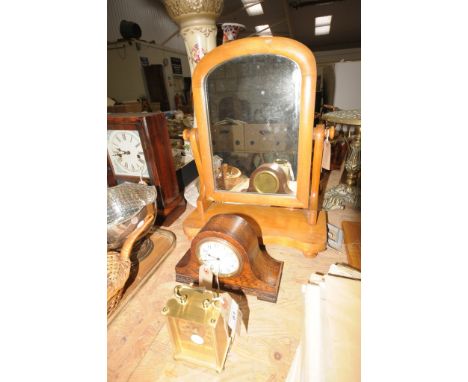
xmin=322 ymin=110 xmax=361 ymax=211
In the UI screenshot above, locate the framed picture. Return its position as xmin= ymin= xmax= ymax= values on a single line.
xmin=171 ymin=57 xmax=183 ymax=75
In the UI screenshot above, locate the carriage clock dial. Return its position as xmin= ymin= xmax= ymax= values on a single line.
xmin=195 ymin=238 xmax=242 ymax=277
xmin=107 ymin=130 xmax=149 ymax=177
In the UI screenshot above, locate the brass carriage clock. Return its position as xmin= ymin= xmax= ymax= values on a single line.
xmin=162 ymin=285 xmax=234 ymax=373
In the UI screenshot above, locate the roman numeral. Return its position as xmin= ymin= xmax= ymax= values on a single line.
xmin=135 ymin=142 xmax=141 ymax=148
xmin=122 ymin=133 xmax=126 ymax=141
xmin=116 ymin=136 xmax=121 ymax=142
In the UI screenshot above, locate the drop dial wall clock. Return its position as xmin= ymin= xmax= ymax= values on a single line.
xmin=176 ymin=214 xmax=284 ymax=303
xmin=107 ymin=130 xmax=149 ymax=177
xmin=107 ymin=112 xmax=186 ymax=226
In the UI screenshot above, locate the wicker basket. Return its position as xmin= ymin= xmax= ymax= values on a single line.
xmin=107 ymin=203 xmax=155 ymax=317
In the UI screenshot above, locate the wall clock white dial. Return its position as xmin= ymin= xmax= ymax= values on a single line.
xmin=107 ymin=130 xmax=149 ymax=177
xmin=196 ymin=238 xmax=241 ymax=277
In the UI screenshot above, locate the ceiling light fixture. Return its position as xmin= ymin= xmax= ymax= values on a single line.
xmin=314 ymin=25 xmax=330 ymax=35
xmin=315 ymin=15 xmax=332 ymax=27
xmin=314 ymin=15 xmax=332 ymax=35
xmin=255 ymin=24 xmax=272 ymax=36
xmin=241 ymin=0 xmax=264 ymax=16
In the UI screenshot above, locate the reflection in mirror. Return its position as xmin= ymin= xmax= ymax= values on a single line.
xmin=205 ymin=55 xmax=301 ymax=195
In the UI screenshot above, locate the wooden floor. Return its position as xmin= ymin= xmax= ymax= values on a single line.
xmin=107 ymin=170 xmax=360 ymax=381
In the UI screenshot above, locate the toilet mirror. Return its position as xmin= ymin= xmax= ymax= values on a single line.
xmin=205 ymin=55 xmax=300 ymax=196
xmin=192 ymin=37 xmax=317 ymax=209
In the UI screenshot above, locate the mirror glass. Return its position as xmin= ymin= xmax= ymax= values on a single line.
xmin=205 ymin=55 xmax=301 ymax=195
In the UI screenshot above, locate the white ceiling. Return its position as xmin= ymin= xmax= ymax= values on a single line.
xmin=107 ymin=0 xmax=186 ymax=52
xmin=108 ymin=0 xmax=360 ymax=54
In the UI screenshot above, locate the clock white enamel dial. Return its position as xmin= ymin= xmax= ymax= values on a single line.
xmin=107 ymin=130 xmax=149 ymax=177
xmin=195 ymin=238 xmax=242 ymax=277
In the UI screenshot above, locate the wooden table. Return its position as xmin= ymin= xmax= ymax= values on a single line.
xmin=342 ymin=221 xmax=361 ymax=271
xmin=108 ymin=171 xmax=360 ymax=381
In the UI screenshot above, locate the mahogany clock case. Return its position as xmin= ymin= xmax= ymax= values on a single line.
xmin=107 ymin=112 xmax=185 ymax=226
xmin=175 ymin=214 xmax=284 ymax=303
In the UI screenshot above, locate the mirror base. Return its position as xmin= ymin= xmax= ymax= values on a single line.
xmin=183 ymin=203 xmax=327 ymax=257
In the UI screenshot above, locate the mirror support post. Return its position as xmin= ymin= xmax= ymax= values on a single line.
xmin=184 ymin=128 xmax=210 ymax=219
xmin=308 ymin=124 xmax=325 ymax=224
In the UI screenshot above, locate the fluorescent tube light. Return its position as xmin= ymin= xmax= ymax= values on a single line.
xmin=255 ymin=24 xmax=272 ymax=36
xmin=315 ymin=25 xmax=331 ymax=35
xmin=315 ymin=15 xmax=332 ymax=27
xmin=241 ymin=1 xmax=264 ymax=16
xmin=246 ymin=3 xmax=264 ymax=16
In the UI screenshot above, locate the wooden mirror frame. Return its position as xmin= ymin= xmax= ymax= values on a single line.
xmin=193 ymin=36 xmax=316 ymax=208
xmin=184 ymin=37 xmax=327 ymax=257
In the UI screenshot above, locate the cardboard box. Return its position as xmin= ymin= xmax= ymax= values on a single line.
xmin=243 ymin=123 xmax=288 ymax=152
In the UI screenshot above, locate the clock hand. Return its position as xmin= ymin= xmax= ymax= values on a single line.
xmin=114 ymin=149 xmax=131 ymax=155
xmin=206 ymin=254 xmax=220 ymax=261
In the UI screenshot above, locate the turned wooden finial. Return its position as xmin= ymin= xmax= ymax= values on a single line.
xmin=183 ymin=128 xmax=191 ymax=141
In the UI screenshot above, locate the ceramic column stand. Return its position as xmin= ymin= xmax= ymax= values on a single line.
xmin=163 ymin=0 xmax=224 ymax=75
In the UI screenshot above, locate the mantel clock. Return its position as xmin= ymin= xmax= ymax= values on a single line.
xmin=183 ymin=36 xmax=328 ymax=256
xmin=176 ymin=214 xmax=284 ymax=303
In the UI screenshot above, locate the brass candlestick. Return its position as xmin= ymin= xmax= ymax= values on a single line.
xmin=322 ymin=110 xmax=361 ymax=211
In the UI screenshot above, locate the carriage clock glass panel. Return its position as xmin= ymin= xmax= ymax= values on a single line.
xmin=107 ymin=130 xmax=149 ymax=177
xmin=205 ymin=55 xmax=301 ymax=195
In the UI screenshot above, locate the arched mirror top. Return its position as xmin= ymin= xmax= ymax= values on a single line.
xmin=192 ymin=37 xmax=317 ymax=208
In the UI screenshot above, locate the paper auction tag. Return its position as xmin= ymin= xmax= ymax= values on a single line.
xmin=322 ymin=131 xmax=331 ymax=170
xmin=228 ymin=298 xmax=239 ymax=332
xmin=219 ymin=293 xmax=242 ymax=338
xmin=198 ymin=265 xmax=213 ymax=289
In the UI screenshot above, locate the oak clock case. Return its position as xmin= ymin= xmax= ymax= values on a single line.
xmin=176 ymin=214 xmax=284 ymax=303
xmin=107 ymin=112 xmax=186 ymax=226
xmin=183 ymin=36 xmax=328 ymax=256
